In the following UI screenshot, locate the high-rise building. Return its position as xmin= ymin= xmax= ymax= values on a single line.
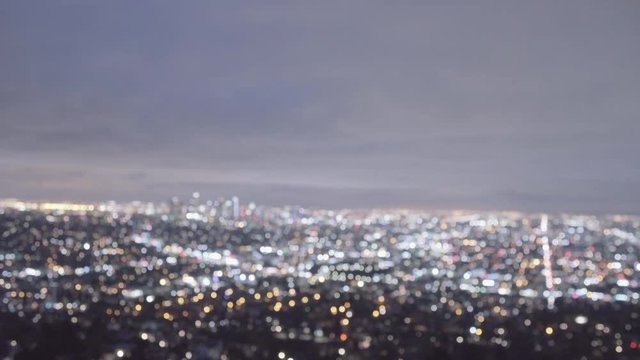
xmin=232 ymin=196 xmax=240 ymax=219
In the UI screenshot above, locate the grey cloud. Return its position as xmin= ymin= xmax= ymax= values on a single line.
xmin=1 ymin=1 xmax=639 ymax=213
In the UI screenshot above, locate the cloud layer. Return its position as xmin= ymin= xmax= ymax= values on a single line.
xmin=1 ymin=1 xmax=639 ymax=213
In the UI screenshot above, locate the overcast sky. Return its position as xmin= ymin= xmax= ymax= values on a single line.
xmin=1 ymin=1 xmax=639 ymax=213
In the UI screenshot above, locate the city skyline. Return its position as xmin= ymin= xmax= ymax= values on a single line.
xmin=2 ymin=1 xmax=640 ymax=214
xmin=0 ymin=191 xmax=638 ymax=359
xmin=2 ymin=195 xmax=639 ymax=218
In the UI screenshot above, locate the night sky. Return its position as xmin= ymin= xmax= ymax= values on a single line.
xmin=1 ymin=1 xmax=639 ymax=213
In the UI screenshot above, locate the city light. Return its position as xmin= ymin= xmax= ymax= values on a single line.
xmin=0 ymin=198 xmax=638 ymax=359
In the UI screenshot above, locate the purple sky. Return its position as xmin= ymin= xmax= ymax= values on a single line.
xmin=1 ymin=1 xmax=639 ymax=213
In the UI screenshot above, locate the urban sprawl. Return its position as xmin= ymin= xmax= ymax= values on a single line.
xmin=0 ymin=196 xmax=638 ymax=360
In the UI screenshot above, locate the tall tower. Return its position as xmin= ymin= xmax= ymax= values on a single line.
xmin=232 ymin=196 xmax=240 ymax=220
